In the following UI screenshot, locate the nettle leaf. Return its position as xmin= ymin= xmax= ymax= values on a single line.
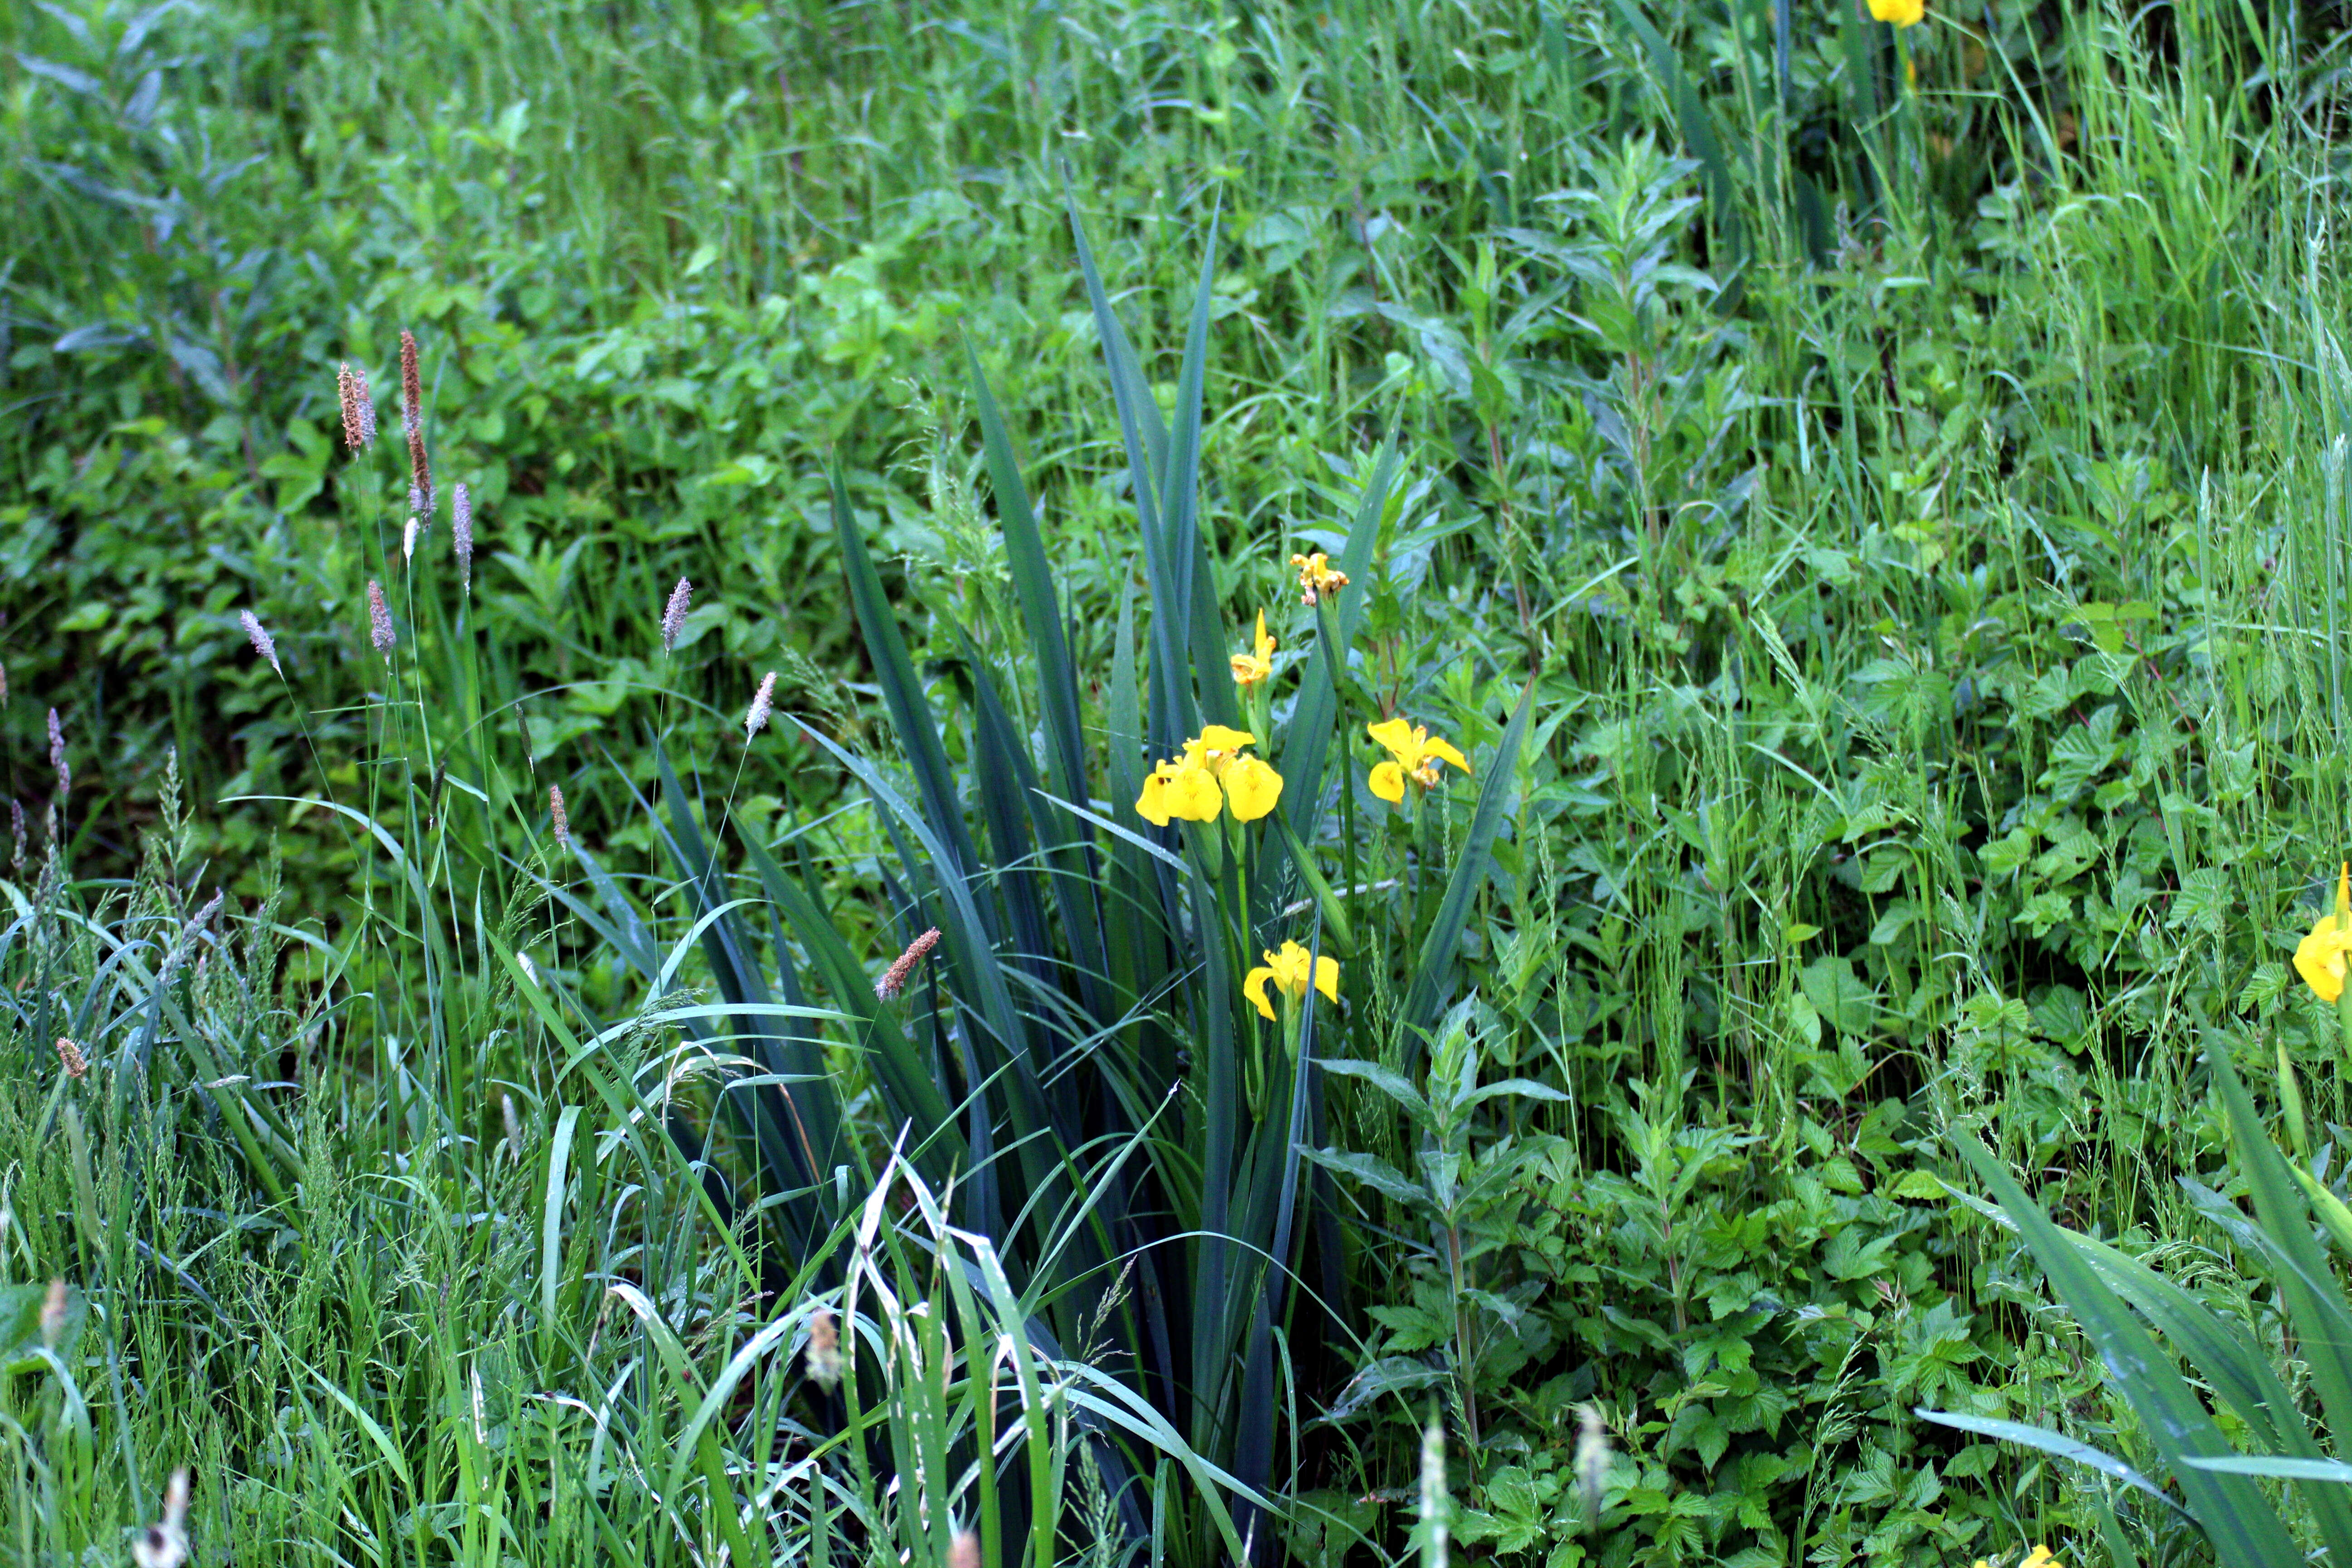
xmin=1799 ymin=956 xmax=1877 ymax=1036
xmin=1366 ymin=1302 xmax=1452 ymax=1353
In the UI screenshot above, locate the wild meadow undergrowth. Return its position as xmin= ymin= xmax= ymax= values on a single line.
xmin=13 ymin=0 xmax=2352 ymax=1563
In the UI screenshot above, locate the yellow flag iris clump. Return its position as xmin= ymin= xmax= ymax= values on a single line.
xmin=1367 ymin=717 xmax=1470 ymax=804
xmin=1245 ymin=940 xmax=1340 ymax=1021
xmin=1230 ymin=610 xmax=1275 ymax=687
xmin=2297 ymin=863 xmax=2352 ymax=1003
xmin=1135 ymin=725 xmax=1284 ymax=826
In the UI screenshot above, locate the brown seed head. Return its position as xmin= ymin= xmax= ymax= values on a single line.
xmin=875 ymin=926 xmax=941 ymax=1002
xmin=368 ymin=580 xmax=395 ymax=654
xmin=400 ymin=329 xmax=432 ymax=516
xmin=338 ymin=361 xmax=376 ymax=451
xmin=549 ymin=784 xmax=569 ymax=845
xmin=806 ymin=1307 xmax=843 ymax=1389
xmin=54 ymin=1037 xmax=88 ymax=1079
xmin=9 ymin=800 xmax=23 ymax=871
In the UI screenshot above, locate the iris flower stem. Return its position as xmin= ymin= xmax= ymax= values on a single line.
xmin=2337 ymin=985 xmax=2352 ymax=1076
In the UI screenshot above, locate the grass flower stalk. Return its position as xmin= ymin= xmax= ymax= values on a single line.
xmin=367 ymin=580 xmax=395 ymax=655
xmin=337 ymin=361 xmax=375 ymax=451
xmin=238 ymin=610 xmax=281 ymax=674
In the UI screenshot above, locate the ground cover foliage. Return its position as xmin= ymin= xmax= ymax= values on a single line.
xmin=11 ymin=0 xmax=2352 ymax=1563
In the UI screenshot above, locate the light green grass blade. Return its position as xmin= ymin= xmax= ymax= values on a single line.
xmin=1950 ymin=1130 xmax=2303 ymax=1565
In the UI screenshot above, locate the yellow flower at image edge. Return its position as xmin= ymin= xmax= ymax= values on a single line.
xmin=1367 ymin=716 xmax=1470 ymax=804
xmin=2296 ymin=862 xmax=2352 ymax=1004
xmin=1867 ymin=0 xmax=1924 ymax=24
xmin=1245 ymin=940 xmax=1341 ymax=1021
xmin=1230 ymin=609 xmax=1275 ymax=686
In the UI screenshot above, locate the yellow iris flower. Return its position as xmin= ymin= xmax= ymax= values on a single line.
xmin=1366 ymin=717 xmax=1470 ymax=804
xmin=1290 ymin=552 xmax=1350 ymax=606
xmin=1245 ymin=939 xmax=1341 ymax=1020
xmin=2297 ymin=863 xmax=2352 ymax=1004
xmin=1867 ymin=0 xmax=1923 ymax=24
xmin=1135 ymin=726 xmax=1284 ymax=825
xmin=1230 ymin=609 xmax=1275 ymax=686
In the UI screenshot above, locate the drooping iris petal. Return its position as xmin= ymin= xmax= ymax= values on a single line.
xmin=1244 ymin=965 xmax=1279 ymax=1021
xmin=1225 ymin=755 xmax=1283 ymax=821
xmin=1369 ymin=760 xmax=1406 ymax=803
xmin=1865 ymin=0 xmax=1923 ymax=23
xmin=1164 ymin=763 xmax=1223 ymax=822
xmin=1136 ymin=764 xmax=1178 ymax=827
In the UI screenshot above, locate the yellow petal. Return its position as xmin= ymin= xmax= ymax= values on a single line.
xmin=1425 ymin=735 xmax=1469 ymax=774
xmin=1866 ymin=0 xmax=1923 ymax=23
xmin=2298 ymin=917 xmax=2347 ymax=1003
xmin=1370 ymin=760 xmax=1405 ymax=803
xmin=1243 ymin=966 xmax=1278 ymax=1021
xmin=1366 ymin=718 xmax=1416 ymax=762
xmin=1225 ymin=755 xmax=1284 ymax=821
xmin=1136 ymin=766 xmax=1174 ymax=827
xmin=1230 ymin=650 xmax=1268 ymax=686
xmin=1255 ymin=609 xmax=1275 ymax=662
xmin=1195 ymin=724 xmax=1258 ymax=755
xmin=1166 ymin=763 xmax=1223 ymax=822
xmin=1312 ymin=954 xmax=1340 ymax=1006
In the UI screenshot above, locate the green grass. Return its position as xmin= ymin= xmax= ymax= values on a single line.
xmin=10 ymin=0 xmax=2352 ymax=1562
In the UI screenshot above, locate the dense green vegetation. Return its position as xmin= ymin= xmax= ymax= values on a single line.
xmin=11 ymin=0 xmax=2352 ymax=1563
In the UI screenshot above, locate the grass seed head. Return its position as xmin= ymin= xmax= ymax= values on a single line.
xmin=745 ymin=670 xmax=777 ymax=740
xmin=403 ymin=514 xmax=419 ymax=562
xmin=949 ymin=1531 xmax=980 ymax=1568
xmin=367 ymin=580 xmax=395 ymax=654
xmin=131 ymin=1467 xmax=191 ymax=1568
xmin=549 ymin=784 xmax=569 ymax=844
xmin=54 ymin=1037 xmax=87 ymax=1079
xmin=1574 ymin=1404 xmax=1611 ymax=1522
xmin=805 ymin=1307 xmax=843 ymax=1388
xmin=453 ymin=482 xmax=474 ymax=587
xmin=47 ymin=708 xmax=68 ymax=796
xmin=875 ymin=926 xmax=941 ymax=1001
xmin=9 ymin=800 xmax=23 ymax=871
xmin=39 ymin=1278 xmax=67 ymax=1347
xmin=338 ymin=361 xmax=376 ymax=451
xmin=661 ymin=576 xmax=693 ymax=652
xmin=238 ymin=611 xmax=281 ymax=674
xmin=400 ymin=329 xmax=432 ymax=517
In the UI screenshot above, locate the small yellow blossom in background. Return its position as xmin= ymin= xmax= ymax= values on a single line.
xmin=1231 ymin=609 xmax=1275 ymax=686
xmin=1367 ymin=717 xmax=1470 ymax=804
xmin=1245 ymin=939 xmax=1340 ymax=1020
xmin=1291 ymin=552 xmax=1350 ymax=606
xmin=2296 ymin=863 xmax=2352 ymax=1003
xmin=1134 ymin=726 xmax=1284 ymax=825
xmin=1867 ymin=0 xmax=1924 ymax=24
